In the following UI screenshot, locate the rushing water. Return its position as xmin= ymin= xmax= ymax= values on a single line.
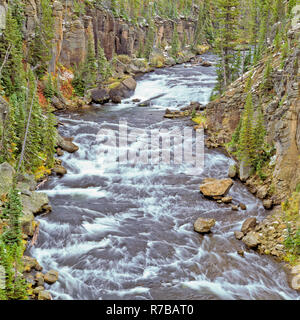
xmin=29 ymin=53 xmax=299 ymax=300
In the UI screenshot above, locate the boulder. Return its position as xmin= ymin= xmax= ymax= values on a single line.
xmin=53 ymin=164 xmax=67 ymax=176
xmin=16 ymin=173 xmax=37 ymax=192
xmin=257 ymin=185 xmax=268 ymax=199
xmin=291 ymin=266 xmax=300 ymax=291
xmin=57 ymin=135 xmax=79 ymax=153
xmin=241 ymin=217 xmax=257 ymax=234
xmin=263 ymin=199 xmax=273 ymax=210
xmin=242 ymin=231 xmax=260 ymax=248
xmin=0 ymin=162 xmax=15 ymax=196
xmin=121 ymin=77 xmax=137 ymax=91
xmin=35 ymin=272 xmax=45 ymax=287
xmin=109 ymin=84 xmax=127 ymax=100
xmin=234 ymin=231 xmax=244 ymax=240
xmin=165 ymin=56 xmax=176 ymax=66
xmin=231 ymin=205 xmax=239 ymax=211
xmin=239 ymin=203 xmax=247 ymax=210
xmin=21 ymin=192 xmax=49 ymax=216
xmin=200 ymin=178 xmax=233 ymax=197
xmin=24 ymin=274 xmax=36 ymax=287
xmin=56 ymin=147 xmax=64 ymax=156
xmin=239 ymin=160 xmax=252 ymax=182
xmin=38 ymin=290 xmax=52 ymax=300
xmin=44 ymin=270 xmax=59 ymax=285
xmin=33 ymin=286 xmax=45 ymax=296
xmin=194 ymin=218 xmax=216 ymax=233
xmin=111 ymin=95 xmax=122 ymax=104
xmin=22 ymin=256 xmax=42 ymax=272
xmin=201 ymin=61 xmax=212 ymax=67
xmin=51 ymin=96 xmax=64 ymax=110
xmin=20 ymin=213 xmax=35 ymax=237
xmin=221 ymin=196 xmax=233 ymax=203
xmin=237 ymin=250 xmax=245 ymax=257
xmin=90 ymin=88 xmax=110 ymax=104
xmin=228 ymin=164 xmax=237 ymax=178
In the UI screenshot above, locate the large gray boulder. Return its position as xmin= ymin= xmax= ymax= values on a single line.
xmin=121 ymin=77 xmax=137 ymax=91
xmin=21 ymin=192 xmax=49 ymax=216
xmin=90 ymin=87 xmax=110 ymax=104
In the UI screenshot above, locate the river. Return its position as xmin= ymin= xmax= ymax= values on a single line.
xmin=29 ymin=53 xmax=299 ymax=300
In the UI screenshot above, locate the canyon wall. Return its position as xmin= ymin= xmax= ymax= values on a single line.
xmin=205 ymin=9 xmax=300 ymax=204
xmin=18 ymin=0 xmax=197 ymax=71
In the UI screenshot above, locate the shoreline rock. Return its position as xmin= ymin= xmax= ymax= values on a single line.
xmin=194 ymin=218 xmax=216 ymax=233
xmin=199 ymin=178 xmax=234 ymax=198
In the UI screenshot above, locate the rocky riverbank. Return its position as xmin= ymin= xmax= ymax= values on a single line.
xmin=0 ymin=129 xmax=81 ymax=299
xmin=202 ymin=14 xmax=300 ymax=291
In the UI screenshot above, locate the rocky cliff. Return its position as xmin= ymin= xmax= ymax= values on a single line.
xmin=205 ymin=9 xmax=300 ymax=205
xmin=2 ymin=0 xmax=198 ymax=72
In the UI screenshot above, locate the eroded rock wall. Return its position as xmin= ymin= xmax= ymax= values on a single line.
xmin=205 ymin=19 xmax=300 ymax=203
xmin=18 ymin=1 xmax=197 ymax=69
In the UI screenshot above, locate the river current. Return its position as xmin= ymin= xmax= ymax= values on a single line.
xmin=29 ymin=53 xmax=299 ymax=300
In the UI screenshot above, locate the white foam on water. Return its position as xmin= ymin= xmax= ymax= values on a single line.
xmin=30 ymin=60 xmax=300 ymax=300
xmin=43 ymin=187 xmax=108 ymax=198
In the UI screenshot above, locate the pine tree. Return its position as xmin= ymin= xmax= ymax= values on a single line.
xmin=238 ymin=92 xmax=256 ymax=166
xmin=44 ymin=74 xmax=55 ymax=99
xmin=97 ymin=41 xmax=112 ymax=82
xmin=214 ymin=0 xmax=240 ymax=91
xmin=1 ymin=188 xmax=23 ymax=245
xmin=254 ymin=104 xmax=266 ymax=152
xmin=144 ymin=22 xmax=155 ymax=60
xmin=261 ymin=57 xmax=273 ymax=90
xmin=171 ymin=27 xmax=180 ymax=58
xmin=43 ymin=106 xmax=57 ymax=168
xmin=28 ymin=0 xmax=54 ymax=78
xmin=83 ymin=37 xmax=97 ymax=89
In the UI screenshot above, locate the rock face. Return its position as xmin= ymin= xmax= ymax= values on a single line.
xmin=205 ymin=20 xmax=300 ymax=202
xmin=194 ymin=218 xmax=216 ymax=233
xmin=200 ymin=178 xmax=233 ymax=197
xmin=20 ymin=2 xmax=198 ymax=69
